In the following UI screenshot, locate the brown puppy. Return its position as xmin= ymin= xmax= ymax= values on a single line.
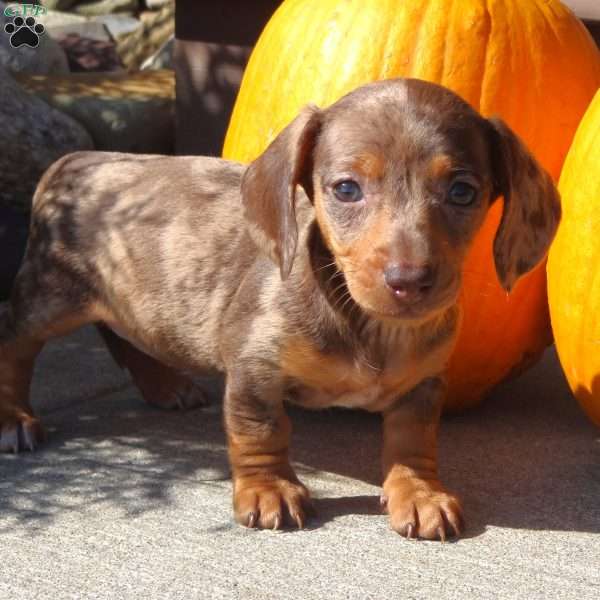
xmin=0 ymin=79 xmax=560 ymax=540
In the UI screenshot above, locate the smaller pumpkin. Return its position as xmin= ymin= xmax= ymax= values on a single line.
xmin=547 ymin=90 xmax=600 ymax=427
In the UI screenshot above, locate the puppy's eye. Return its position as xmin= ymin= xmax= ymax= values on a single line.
xmin=447 ymin=181 xmax=477 ymax=206
xmin=333 ymin=180 xmax=363 ymax=202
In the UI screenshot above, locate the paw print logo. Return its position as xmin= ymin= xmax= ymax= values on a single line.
xmin=4 ymin=16 xmax=45 ymax=49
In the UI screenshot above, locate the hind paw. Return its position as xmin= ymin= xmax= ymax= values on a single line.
xmin=0 ymin=416 xmax=45 ymax=453
xmin=159 ymin=379 xmax=210 ymax=410
xmin=136 ymin=374 xmax=210 ymax=411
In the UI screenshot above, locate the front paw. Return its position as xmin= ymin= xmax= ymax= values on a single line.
xmin=233 ymin=475 xmax=313 ymax=530
xmin=382 ymin=477 xmax=464 ymax=541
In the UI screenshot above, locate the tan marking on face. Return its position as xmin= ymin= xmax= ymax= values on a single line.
xmin=349 ymin=208 xmax=391 ymax=265
xmin=345 ymin=211 xmax=399 ymax=312
xmin=341 ymin=209 xmax=393 ymax=299
xmin=352 ymin=152 xmax=386 ymax=181
xmin=314 ymin=190 xmax=390 ymax=294
xmin=428 ymin=154 xmax=453 ymax=180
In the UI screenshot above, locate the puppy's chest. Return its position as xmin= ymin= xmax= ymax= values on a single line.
xmin=281 ymin=327 xmax=453 ymax=412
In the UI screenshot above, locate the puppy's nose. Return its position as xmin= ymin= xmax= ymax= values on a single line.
xmin=384 ymin=263 xmax=435 ymax=300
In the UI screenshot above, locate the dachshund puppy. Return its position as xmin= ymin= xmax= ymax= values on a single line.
xmin=0 ymin=78 xmax=560 ymax=540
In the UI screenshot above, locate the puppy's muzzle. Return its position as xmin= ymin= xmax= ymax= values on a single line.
xmin=383 ymin=263 xmax=436 ymax=304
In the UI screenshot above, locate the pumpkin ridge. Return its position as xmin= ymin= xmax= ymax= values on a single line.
xmin=473 ymin=0 xmax=491 ymax=112
xmin=379 ymin=1 xmax=397 ymax=79
xmin=580 ymin=225 xmax=599 ymax=351
xmin=439 ymin=0 xmax=453 ymax=88
xmin=409 ymin=0 xmax=434 ymax=77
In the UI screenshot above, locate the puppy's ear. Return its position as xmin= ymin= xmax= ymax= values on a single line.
xmin=487 ymin=118 xmax=561 ymax=291
xmin=241 ymin=105 xmax=321 ymax=280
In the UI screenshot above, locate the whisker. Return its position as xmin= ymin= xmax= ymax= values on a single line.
xmin=331 ymin=289 xmax=352 ymax=312
xmin=325 ymin=269 xmax=344 ymax=286
xmin=360 ymin=355 xmax=381 ymax=372
xmin=331 ymin=284 xmax=351 ymax=302
xmin=314 ymin=260 xmax=338 ymax=274
xmin=329 ymin=281 xmax=350 ymax=299
xmin=339 ymin=293 xmax=356 ymax=315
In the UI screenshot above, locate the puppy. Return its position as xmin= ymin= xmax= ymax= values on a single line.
xmin=0 ymin=78 xmax=560 ymax=540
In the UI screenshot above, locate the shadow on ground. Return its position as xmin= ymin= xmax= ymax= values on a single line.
xmin=1 ymin=329 xmax=599 ymax=539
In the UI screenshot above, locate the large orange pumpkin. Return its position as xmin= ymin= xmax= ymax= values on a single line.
xmin=547 ymin=91 xmax=600 ymax=427
xmin=223 ymin=0 xmax=600 ymax=410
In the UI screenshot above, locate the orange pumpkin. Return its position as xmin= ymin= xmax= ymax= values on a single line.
xmin=223 ymin=0 xmax=600 ymax=410
xmin=547 ymin=91 xmax=600 ymax=427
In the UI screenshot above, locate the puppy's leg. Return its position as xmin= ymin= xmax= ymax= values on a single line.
xmin=0 ymin=303 xmax=44 ymax=452
xmin=381 ymin=378 xmax=463 ymax=541
xmin=224 ymin=371 xmax=312 ymax=530
xmin=0 ymin=292 xmax=93 ymax=452
xmin=0 ymin=247 xmax=102 ymax=453
xmin=96 ymin=325 xmax=208 ymax=410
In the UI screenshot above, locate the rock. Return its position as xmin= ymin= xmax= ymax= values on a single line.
xmin=51 ymin=21 xmax=112 ymax=42
xmin=0 ymin=67 xmax=94 ymax=211
xmin=93 ymin=13 xmax=142 ymax=39
xmin=72 ymin=0 xmax=139 ymax=17
xmin=43 ymin=10 xmax=113 ymax=43
xmin=15 ymin=69 xmax=175 ymax=154
xmin=140 ymin=35 xmax=172 ymax=70
xmin=0 ymin=2 xmax=69 ymax=74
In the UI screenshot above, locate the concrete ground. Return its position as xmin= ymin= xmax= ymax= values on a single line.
xmin=1 ymin=326 xmax=599 ymax=599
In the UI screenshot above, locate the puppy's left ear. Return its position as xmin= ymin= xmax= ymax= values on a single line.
xmin=241 ymin=105 xmax=321 ymax=280
xmin=487 ymin=118 xmax=561 ymax=292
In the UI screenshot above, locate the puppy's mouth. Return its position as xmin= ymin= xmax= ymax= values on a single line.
xmin=345 ymin=275 xmax=460 ymax=323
